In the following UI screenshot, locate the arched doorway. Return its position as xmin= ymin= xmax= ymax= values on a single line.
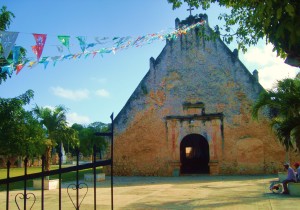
xmin=180 ymin=134 xmax=209 ymax=174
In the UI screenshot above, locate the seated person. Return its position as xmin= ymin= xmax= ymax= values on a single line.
xmin=294 ymin=162 xmax=300 ymax=182
xmin=282 ymin=162 xmax=297 ymax=194
xmin=270 ymin=162 xmax=297 ymax=194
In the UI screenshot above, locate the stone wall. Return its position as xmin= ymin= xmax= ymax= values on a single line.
xmin=113 ymin=16 xmax=300 ymax=176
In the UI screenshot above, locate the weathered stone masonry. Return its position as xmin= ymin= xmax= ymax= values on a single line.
xmin=112 ymin=14 xmax=300 ymax=176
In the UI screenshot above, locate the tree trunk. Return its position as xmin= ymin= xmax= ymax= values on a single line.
xmin=44 ymin=146 xmax=51 ymax=171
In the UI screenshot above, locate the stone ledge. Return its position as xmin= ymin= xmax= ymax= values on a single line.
xmin=33 ymin=179 xmax=59 ymax=190
xmin=288 ymin=183 xmax=300 ymax=196
xmin=84 ymin=173 xmax=105 ymax=182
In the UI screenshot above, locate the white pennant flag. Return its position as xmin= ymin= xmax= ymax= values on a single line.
xmin=0 ymin=31 xmax=19 ymax=59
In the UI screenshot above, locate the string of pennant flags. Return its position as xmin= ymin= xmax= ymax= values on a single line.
xmin=0 ymin=20 xmax=205 ymax=76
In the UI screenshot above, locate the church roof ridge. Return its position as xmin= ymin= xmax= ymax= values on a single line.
xmin=175 ymin=13 xmax=208 ymax=29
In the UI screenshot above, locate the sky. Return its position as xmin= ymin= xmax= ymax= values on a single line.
xmin=0 ymin=0 xmax=299 ymax=125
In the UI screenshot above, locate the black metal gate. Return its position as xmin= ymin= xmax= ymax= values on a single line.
xmin=0 ymin=114 xmax=114 ymax=210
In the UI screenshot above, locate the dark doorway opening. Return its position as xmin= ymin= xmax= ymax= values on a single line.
xmin=180 ymin=134 xmax=209 ymax=174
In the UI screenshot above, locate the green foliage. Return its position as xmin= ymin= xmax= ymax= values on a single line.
xmin=32 ymin=105 xmax=79 ymax=170
xmin=252 ymin=74 xmax=300 ymax=151
xmin=51 ymin=126 xmax=79 ymax=152
xmin=32 ymin=105 xmax=80 ymax=147
xmin=32 ymin=105 xmax=68 ymax=137
xmin=167 ymin=0 xmax=300 ymax=67
xmin=0 ymin=90 xmax=46 ymax=157
xmin=72 ymin=122 xmax=109 ymax=156
xmin=0 ymin=6 xmax=14 ymax=31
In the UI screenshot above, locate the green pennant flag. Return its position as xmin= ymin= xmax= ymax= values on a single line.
xmin=57 ymin=35 xmax=70 ymax=49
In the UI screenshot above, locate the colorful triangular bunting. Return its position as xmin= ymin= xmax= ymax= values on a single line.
xmin=32 ymin=33 xmax=47 ymax=61
xmin=0 ymin=31 xmax=19 ymax=59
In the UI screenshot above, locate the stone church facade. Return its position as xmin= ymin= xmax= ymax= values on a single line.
xmin=112 ymin=15 xmax=300 ymax=176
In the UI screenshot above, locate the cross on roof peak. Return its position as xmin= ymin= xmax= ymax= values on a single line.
xmin=187 ymin=5 xmax=194 ymax=16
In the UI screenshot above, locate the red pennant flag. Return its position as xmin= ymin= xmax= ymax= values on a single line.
xmin=32 ymin=33 xmax=47 ymax=61
xmin=16 ymin=64 xmax=24 ymax=75
xmin=32 ymin=45 xmax=38 ymax=56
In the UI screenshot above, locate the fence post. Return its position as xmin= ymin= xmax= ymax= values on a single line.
xmin=76 ymin=148 xmax=79 ymax=210
xmin=110 ymin=113 xmax=114 ymax=210
xmin=93 ymin=145 xmax=97 ymax=210
xmin=6 ymin=160 xmax=11 ymax=210
xmin=24 ymin=157 xmax=28 ymax=210
xmin=59 ymin=144 xmax=62 ymax=210
xmin=42 ymin=155 xmax=45 ymax=210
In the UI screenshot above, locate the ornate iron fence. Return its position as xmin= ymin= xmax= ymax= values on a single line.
xmin=0 ymin=114 xmax=114 ymax=210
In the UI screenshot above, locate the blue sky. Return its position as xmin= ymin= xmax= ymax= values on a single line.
xmin=0 ymin=0 xmax=299 ymax=124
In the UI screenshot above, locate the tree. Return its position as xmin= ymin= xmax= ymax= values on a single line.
xmin=72 ymin=122 xmax=109 ymax=157
xmin=0 ymin=90 xmax=46 ymax=160
xmin=252 ymin=74 xmax=300 ymax=151
xmin=0 ymin=6 xmax=14 ymax=31
xmin=168 ymin=0 xmax=300 ymax=67
xmin=0 ymin=6 xmax=26 ymax=84
xmin=32 ymin=105 xmax=78 ymax=170
xmin=51 ymin=125 xmax=79 ymax=155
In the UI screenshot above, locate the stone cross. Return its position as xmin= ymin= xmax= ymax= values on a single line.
xmin=187 ymin=5 xmax=194 ymax=16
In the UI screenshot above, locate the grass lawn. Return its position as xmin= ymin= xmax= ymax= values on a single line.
xmin=0 ymin=165 xmax=103 ymax=190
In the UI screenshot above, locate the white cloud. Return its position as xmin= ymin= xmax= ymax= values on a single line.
xmin=243 ymin=44 xmax=277 ymax=66
xmin=43 ymin=105 xmax=55 ymax=110
xmin=66 ymin=112 xmax=91 ymax=125
xmin=95 ymin=89 xmax=110 ymax=97
xmin=242 ymin=44 xmax=299 ymax=90
xmin=51 ymin=86 xmax=90 ymax=100
xmin=258 ymin=65 xmax=298 ymax=90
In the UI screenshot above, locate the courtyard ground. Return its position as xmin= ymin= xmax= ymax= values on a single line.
xmin=0 ymin=175 xmax=298 ymax=209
